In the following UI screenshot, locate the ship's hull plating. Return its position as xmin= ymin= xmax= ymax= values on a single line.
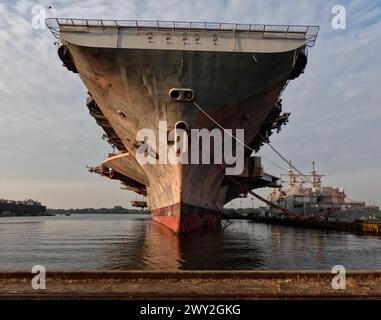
xmin=152 ymin=202 xmax=221 ymax=234
xmin=66 ymin=45 xmax=296 ymax=233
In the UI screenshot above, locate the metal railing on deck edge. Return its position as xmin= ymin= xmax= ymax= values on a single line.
xmin=46 ymin=18 xmax=319 ymax=47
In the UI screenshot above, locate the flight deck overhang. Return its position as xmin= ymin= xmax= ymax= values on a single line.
xmin=46 ymin=19 xmax=319 ymax=53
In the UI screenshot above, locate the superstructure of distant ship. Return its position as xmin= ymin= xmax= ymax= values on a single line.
xmin=265 ymin=162 xmax=380 ymax=221
xmin=47 ymin=19 xmax=319 ymax=234
xmin=0 ymin=198 xmax=47 ymax=217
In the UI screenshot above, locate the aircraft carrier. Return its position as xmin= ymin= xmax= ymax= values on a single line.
xmin=47 ymin=19 xmax=318 ymax=234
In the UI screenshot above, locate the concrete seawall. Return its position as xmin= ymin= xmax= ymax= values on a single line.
xmin=0 ymin=270 xmax=380 ymax=299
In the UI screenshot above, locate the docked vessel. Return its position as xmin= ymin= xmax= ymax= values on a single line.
xmin=47 ymin=19 xmax=318 ymax=234
xmin=265 ymin=162 xmax=380 ymax=221
xmin=0 ymin=199 xmax=46 ymax=217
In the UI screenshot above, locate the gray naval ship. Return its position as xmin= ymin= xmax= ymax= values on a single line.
xmin=47 ymin=19 xmax=318 ymax=234
xmin=264 ymin=162 xmax=380 ymax=221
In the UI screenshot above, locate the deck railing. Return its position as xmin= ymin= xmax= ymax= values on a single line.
xmin=46 ymin=18 xmax=319 ymax=47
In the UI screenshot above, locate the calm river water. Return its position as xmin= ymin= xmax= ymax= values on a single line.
xmin=0 ymin=214 xmax=380 ymax=270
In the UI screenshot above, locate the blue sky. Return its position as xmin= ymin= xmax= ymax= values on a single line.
xmin=0 ymin=0 xmax=380 ymax=208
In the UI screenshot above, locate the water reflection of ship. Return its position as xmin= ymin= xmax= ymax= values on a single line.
xmin=111 ymin=219 xmax=265 ymax=270
xmin=265 ymin=162 xmax=380 ymax=221
xmin=105 ymin=219 xmax=183 ymax=270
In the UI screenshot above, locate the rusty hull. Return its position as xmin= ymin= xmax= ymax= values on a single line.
xmin=63 ymin=46 xmax=292 ymax=233
xmin=50 ymin=20 xmax=315 ymax=234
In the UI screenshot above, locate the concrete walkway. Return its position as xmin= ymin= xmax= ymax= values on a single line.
xmin=0 ymin=270 xmax=380 ymax=299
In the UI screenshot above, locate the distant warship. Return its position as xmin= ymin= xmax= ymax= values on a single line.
xmin=0 ymin=199 xmax=46 ymax=216
xmin=266 ymin=162 xmax=380 ymax=221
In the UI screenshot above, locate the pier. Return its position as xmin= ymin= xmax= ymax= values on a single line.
xmin=249 ymin=216 xmax=381 ymax=236
xmin=0 ymin=270 xmax=380 ymax=299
